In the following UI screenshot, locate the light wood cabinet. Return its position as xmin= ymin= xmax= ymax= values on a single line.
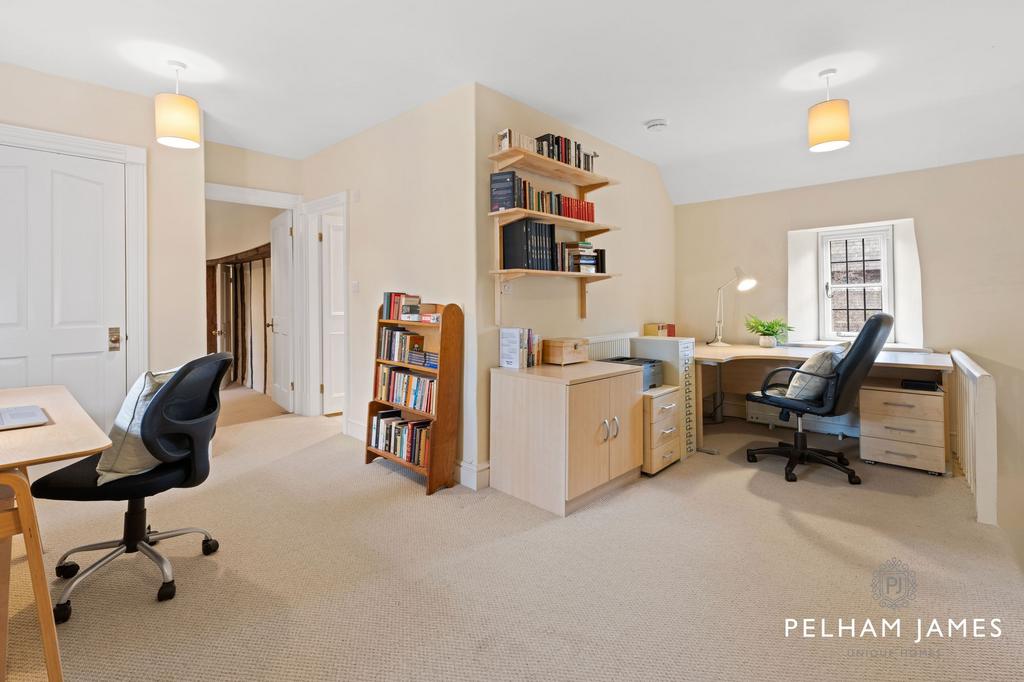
xmin=859 ymin=379 xmax=947 ymax=475
xmin=642 ymin=385 xmax=682 ymax=474
xmin=490 ymin=362 xmax=643 ymax=516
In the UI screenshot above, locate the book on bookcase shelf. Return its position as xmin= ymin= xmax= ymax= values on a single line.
xmin=367 ymin=293 xmax=463 ymax=495
xmin=496 ymin=128 xmax=599 ymax=172
xmin=500 ymin=219 xmax=606 ymax=274
xmin=491 ymin=171 xmax=595 ymax=221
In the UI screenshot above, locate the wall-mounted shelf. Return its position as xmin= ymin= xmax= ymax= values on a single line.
xmin=488 ymin=147 xmax=615 ymax=194
xmin=489 ymin=208 xmax=618 ymax=239
xmin=490 ymin=269 xmax=617 ymax=285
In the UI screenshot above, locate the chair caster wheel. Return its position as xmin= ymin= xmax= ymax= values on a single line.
xmin=785 ymin=471 xmax=797 ymax=482
xmin=53 ymin=601 xmax=71 ymax=624
xmin=848 ymin=474 xmax=862 ymax=485
xmin=157 ymin=580 xmax=176 ymax=601
xmin=863 ymin=460 xmax=876 ymax=465
xmin=55 ymin=562 xmax=79 ymax=580
xmin=838 ymin=456 xmax=850 ymax=466
xmin=746 ymin=452 xmax=757 ymax=463
xmin=202 ymin=538 xmax=220 ymax=556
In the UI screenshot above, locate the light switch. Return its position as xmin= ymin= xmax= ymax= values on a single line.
xmin=351 ymin=280 xmax=360 ymax=293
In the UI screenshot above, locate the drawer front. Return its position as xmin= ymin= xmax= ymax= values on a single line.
xmin=860 ymin=413 xmax=945 ymax=448
xmin=645 ymin=437 xmax=681 ymax=474
xmin=860 ymin=389 xmax=944 ymax=422
xmin=648 ymin=414 xmax=681 ymax=449
xmin=647 ymin=389 xmax=680 ymax=423
xmin=860 ymin=436 xmax=945 ymax=473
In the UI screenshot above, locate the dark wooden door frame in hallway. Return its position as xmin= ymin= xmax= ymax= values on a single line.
xmin=206 ymin=242 xmax=271 ymax=389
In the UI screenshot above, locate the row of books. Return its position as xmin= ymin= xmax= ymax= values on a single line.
xmin=490 ymin=171 xmax=595 ymax=222
xmin=499 ymin=327 xmax=542 ymax=369
xmin=369 ymin=410 xmax=430 ymax=466
xmin=378 ymin=327 xmax=425 ymax=365
xmin=501 ymin=219 xmax=606 ymax=273
xmin=407 ymin=349 xmax=439 ymax=370
xmin=496 ymin=129 xmax=599 ymax=172
xmin=381 ymin=292 xmax=443 ymax=324
xmin=376 ymin=365 xmax=436 ymax=414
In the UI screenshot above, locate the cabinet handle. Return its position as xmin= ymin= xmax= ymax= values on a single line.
xmin=884 ymin=449 xmax=918 ymax=458
xmin=601 ymin=419 xmax=610 ymax=442
xmin=659 ymin=403 xmax=677 ymax=411
xmin=661 ymin=450 xmax=675 ymax=460
xmin=611 ymin=416 xmax=620 ymax=438
xmin=661 ymin=427 xmax=677 ymax=435
xmin=883 ymin=401 xmax=915 ymax=408
xmin=884 ymin=426 xmax=916 ymax=433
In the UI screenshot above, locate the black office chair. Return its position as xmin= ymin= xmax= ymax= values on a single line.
xmin=31 ymin=352 xmax=232 ymax=623
xmin=745 ymin=314 xmax=893 ymax=485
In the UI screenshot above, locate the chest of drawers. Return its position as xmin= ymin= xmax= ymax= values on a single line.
xmin=859 ymin=381 xmax=947 ymax=475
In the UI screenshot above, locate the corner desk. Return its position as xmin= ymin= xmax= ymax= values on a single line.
xmin=691 ymin=344 xmax=954 ymax=465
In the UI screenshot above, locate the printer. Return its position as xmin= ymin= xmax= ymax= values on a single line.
xmin=603 ymin=356 xmax=663 ymax=390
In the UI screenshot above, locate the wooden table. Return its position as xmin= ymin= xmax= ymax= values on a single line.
xmin=0 ymin=386 xmax=111 ymax=681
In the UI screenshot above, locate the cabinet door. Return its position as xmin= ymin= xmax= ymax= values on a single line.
xmin=608 ymin=372 xmax=643 ymax=478
xmin=567 ymin=379 xmax=610 ymax=500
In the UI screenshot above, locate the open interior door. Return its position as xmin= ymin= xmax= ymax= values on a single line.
xmin=321 ymin=214 xmax=347 ymax=415
xmin=269 ymin=210 xmax=294 ymax=411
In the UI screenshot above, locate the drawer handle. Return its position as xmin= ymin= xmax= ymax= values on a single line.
xmin=601 ymin=419 xmax=610 ymax=442
xmin=659 ymin=403 xmax=677 ymax=411
xmin=661 ymin=451 xmax=675 ymax=460
xmin=884 ymin=426 xmax=916 ymax=433
xmin=883 ymin=401 xmax=915 ymax=408
xmin=884 ymin=449 xmax=918 ymax=459
xmin=612 ymin=415 xmax=620 ymax=438
xmin=660 ymin=427 xmax=677 ymax=435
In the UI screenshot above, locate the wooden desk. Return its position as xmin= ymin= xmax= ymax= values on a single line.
xmin=691 ymin=344 xmax=953 ymax=452
xmin=0 ymin=385 xmax=111 ymax=681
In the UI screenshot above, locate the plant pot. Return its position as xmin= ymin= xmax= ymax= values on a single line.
xmin=759 ymin=336 xmax=778 ymax=348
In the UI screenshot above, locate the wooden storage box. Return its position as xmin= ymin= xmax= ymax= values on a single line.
xmin=542 ymin=338 xmax=589 ymax=366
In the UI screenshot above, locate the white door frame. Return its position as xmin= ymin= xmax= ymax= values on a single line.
xmin=296 ymin=192 xmax=349 ymax=424
xmin=0 ymin=122 xmax=148 ymax=386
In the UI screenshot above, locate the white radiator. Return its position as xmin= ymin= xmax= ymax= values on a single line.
xmin=586 ymin=332 xmax=637 ymax=360
xmin=949 ymin=350 xmax=997 ymax=525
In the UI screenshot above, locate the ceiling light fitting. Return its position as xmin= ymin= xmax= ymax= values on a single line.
xmin=155 ymin=60 xmax=202 ymax=149
xmin=807 ymin=68 xmax=850 ymax=153
xmin=644 ymin=118 xmax=669 ymax=133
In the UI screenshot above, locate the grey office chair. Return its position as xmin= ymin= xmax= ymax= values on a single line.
xmin=31 ymin=353 xmax=232 ymax=623
xmin=745 ymin=314 xmax=893 ymax=484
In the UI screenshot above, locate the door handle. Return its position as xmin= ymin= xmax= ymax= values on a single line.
xmin=265 ymin=320 xmax=275 ymax=331
xmin=108 ymin=326 xmax=121 ymax=351
xmin=601 ymin=419 xmax=610 ymax=442
xmin=611 ymin=416 xmax=620 ymax=438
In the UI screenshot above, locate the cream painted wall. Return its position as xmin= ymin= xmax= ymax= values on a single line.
xmin=205 ymin=141 xmax=302 ymax=194
xmin=301 ymin=85 xmax=478 ymax=467
xmin=0 ymin=63 xmax=206 ymax=369
xmin=205 ymin=200 xmax=279 ymax=259
xmin=473 ymin=85 xmax=677 ymax=472
xmin=674 ymin=155 xmax=1024 ymax=545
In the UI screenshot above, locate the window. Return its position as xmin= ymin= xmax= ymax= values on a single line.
xmin=818 ymin=226 xmax=894 ymax=340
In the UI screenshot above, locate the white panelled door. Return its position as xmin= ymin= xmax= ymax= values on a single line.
xmin=320 ymin=214 xmax=347 ymax=415
xmin=0 ymin=145 xmax=127 ymax=431
xmin=269 ymin=210 xmax=294 ymax=411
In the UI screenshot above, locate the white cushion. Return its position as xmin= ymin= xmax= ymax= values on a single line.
xmin=95 ymin=367 xmax=177 ymax=485
xmin=785 ymin=343 xmax=851 ymax=402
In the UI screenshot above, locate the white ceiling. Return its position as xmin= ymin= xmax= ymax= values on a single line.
xmin=4 ymin=1 xmax=1023 ymax=203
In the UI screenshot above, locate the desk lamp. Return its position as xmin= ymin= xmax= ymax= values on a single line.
xmin=709 ymin=266 xmax=757 ymax=347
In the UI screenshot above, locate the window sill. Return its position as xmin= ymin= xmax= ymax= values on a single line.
xmin=786 ymin=340 xmax=932 ymax=353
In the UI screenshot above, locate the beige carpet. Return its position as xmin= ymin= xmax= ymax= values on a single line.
xmin=5 ymin=416 xmax=1022 ymax=680
xmin=216 ymin=384 xmax=288 ymax=427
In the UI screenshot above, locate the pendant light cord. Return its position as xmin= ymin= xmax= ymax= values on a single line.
xmin=174 ymin=67 xmax=181 ymax=96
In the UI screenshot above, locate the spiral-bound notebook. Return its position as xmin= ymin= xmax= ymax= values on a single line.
xmin=0 ymin=405 xmax=48 ymax=431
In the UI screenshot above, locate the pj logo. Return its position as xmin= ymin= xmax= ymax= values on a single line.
xmin=872 ymin=557 xmax=917 ymax=609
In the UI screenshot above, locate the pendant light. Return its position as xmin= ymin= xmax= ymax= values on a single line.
xmin=155 ymin=60 xmax=201 ymax=149
xmin=808 ymin=68 xmax=850 ymax=153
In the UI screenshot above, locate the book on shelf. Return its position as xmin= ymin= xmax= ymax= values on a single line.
xmin=490 ymin=171 xmax=595 ymax=222
xmin=377 ymin=326 xmax=426 ymax=366
xmin=369 ymin=409 xmax=431 ymax=466
xmin=382 ymin=292 xmax=421 ymax=320
xmin=495 ymin=129 xmax=599 ymax=172
xmin=499 ymin=327 xmax=542 ymax=369
xmin=376 ymin=365 xmax=436 ymax=413
xmin=501 ymin=222 xmax=607 ymax=274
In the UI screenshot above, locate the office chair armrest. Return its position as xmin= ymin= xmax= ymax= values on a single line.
xmin=760 ymin=366 xmax=837 ymax=394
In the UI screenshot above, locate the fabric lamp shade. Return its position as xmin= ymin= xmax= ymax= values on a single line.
xmin=807 ymin=98 xmax=850 ymax=152
xmin=155 ymin=93 xmax=201 ymax=149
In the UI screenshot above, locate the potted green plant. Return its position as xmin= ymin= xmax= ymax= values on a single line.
xmin=745 ymin=315 xmax=794 ymax=348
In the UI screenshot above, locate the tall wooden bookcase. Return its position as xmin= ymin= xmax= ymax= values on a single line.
xmin=366 ymin=302 xmax=464 ymax=494
xmin=488 ymin=145 xmax=619 ymax=324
